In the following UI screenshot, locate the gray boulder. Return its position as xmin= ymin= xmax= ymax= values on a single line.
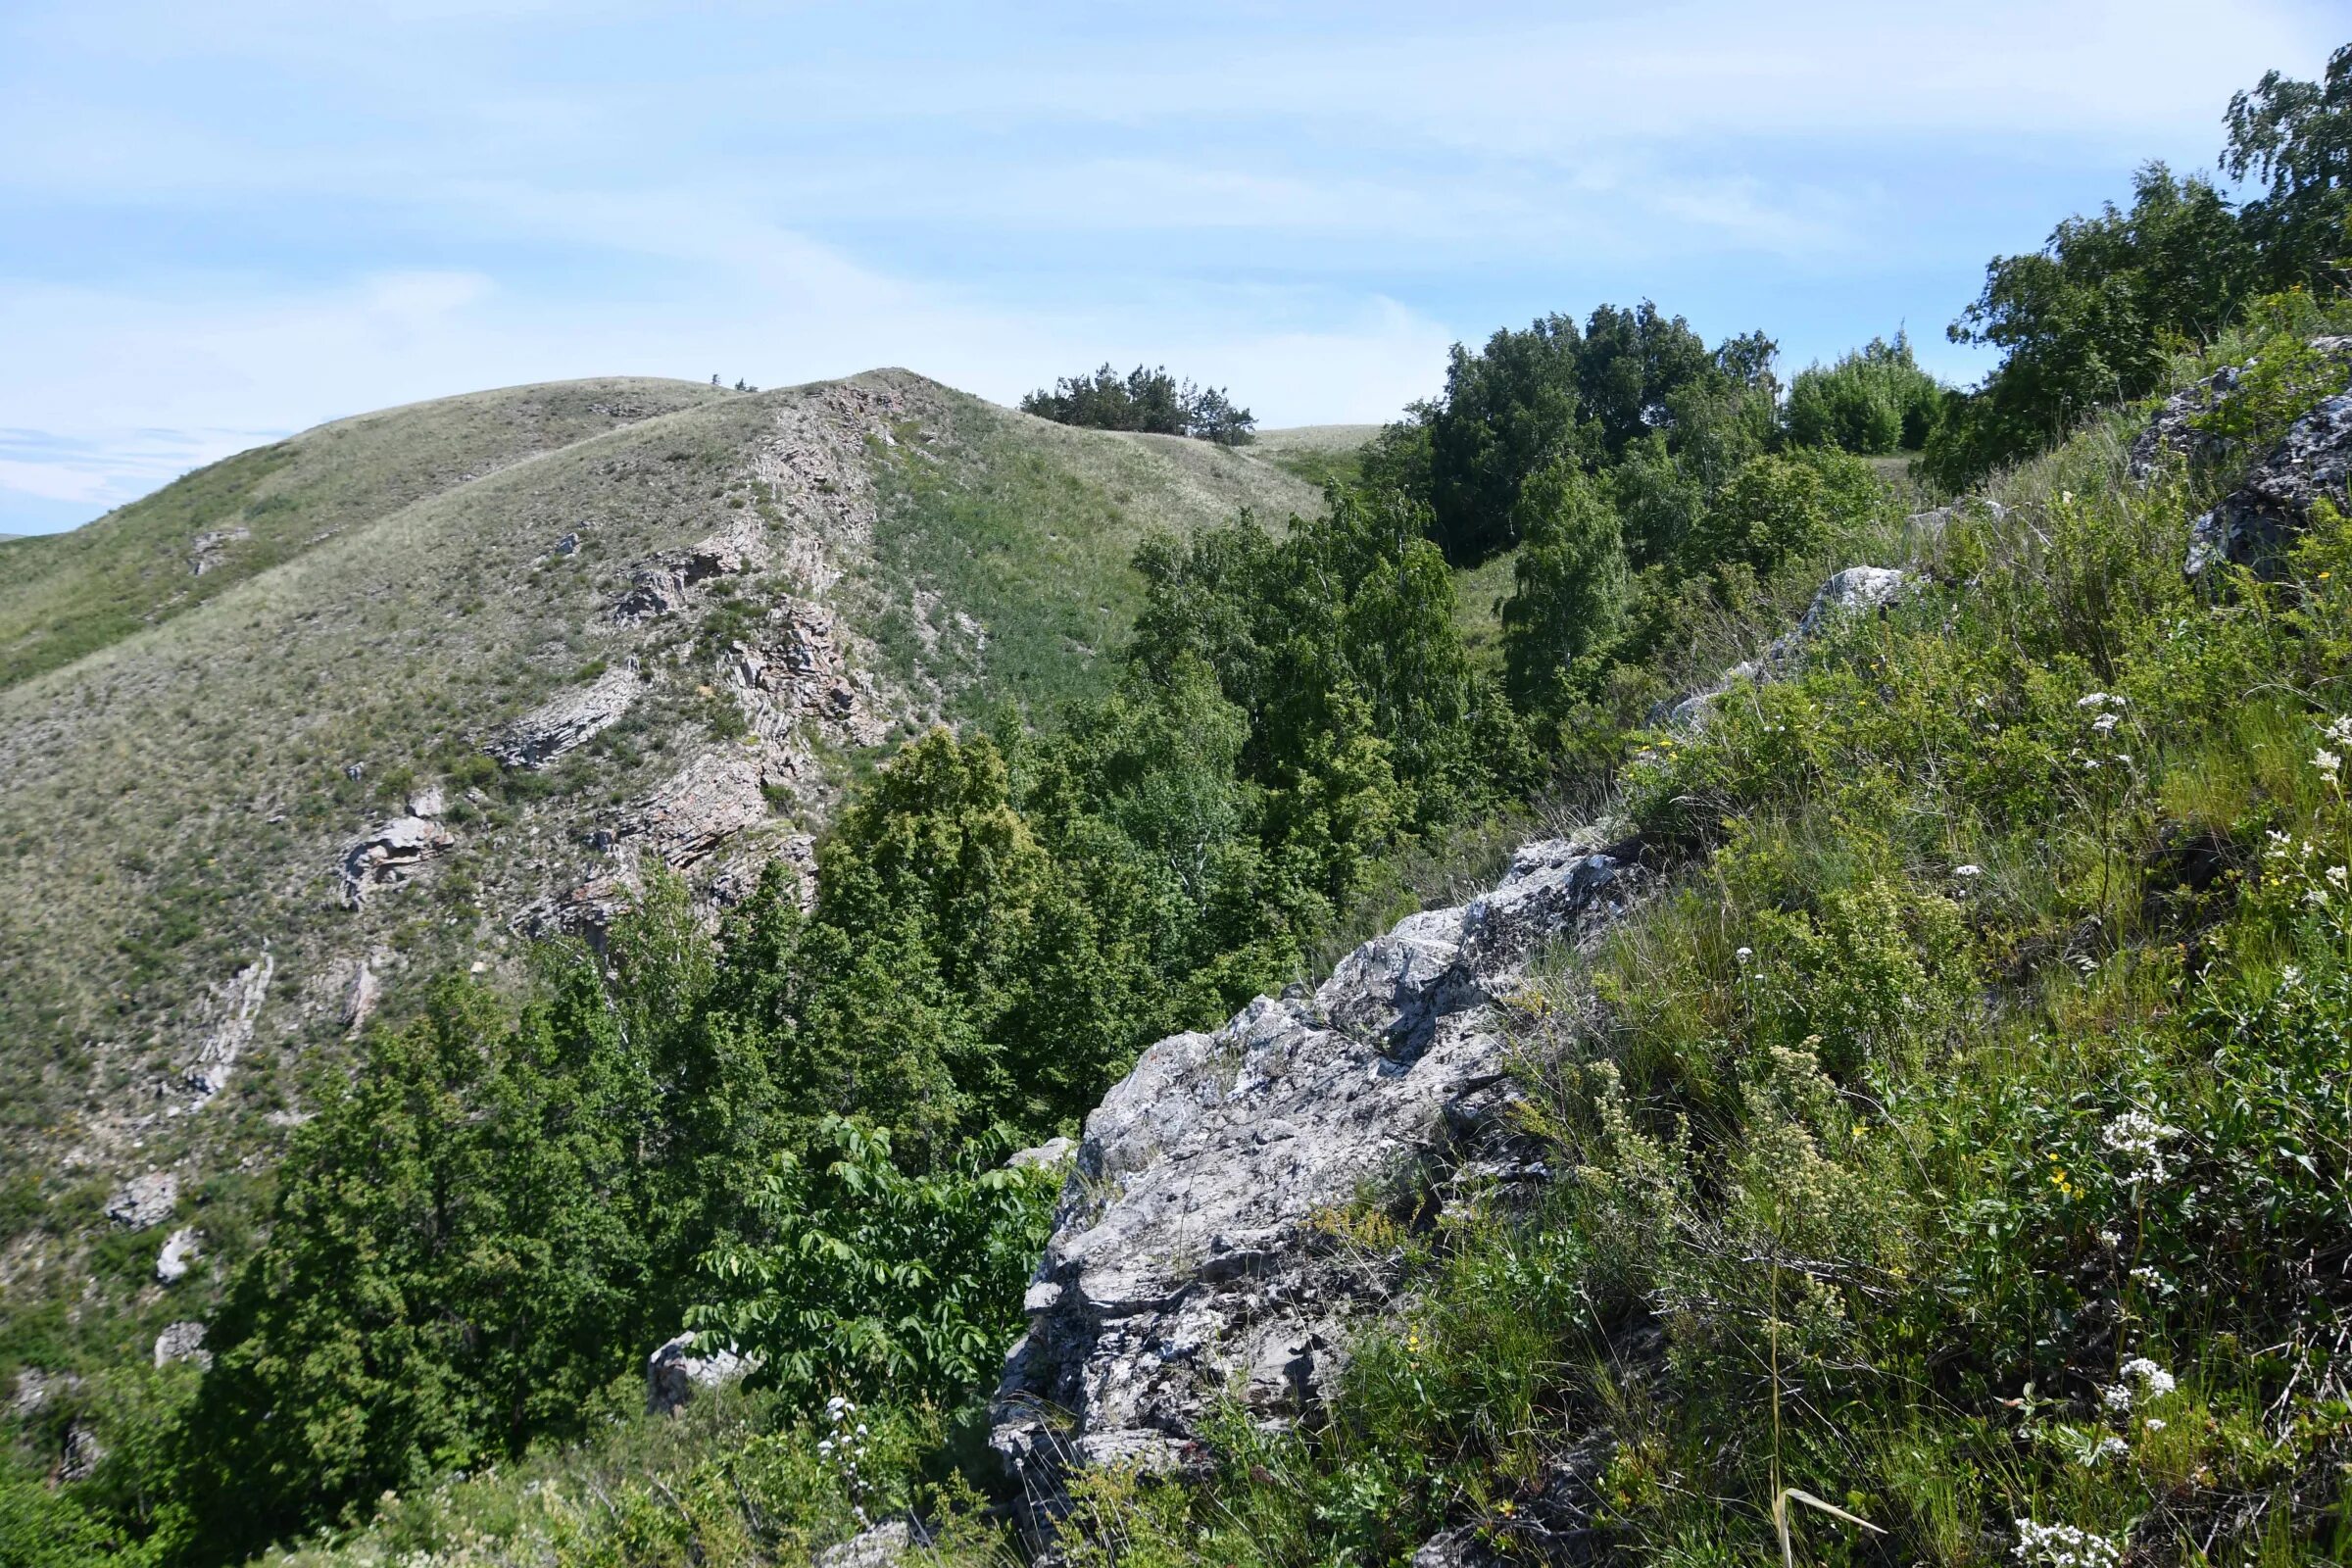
xmin=813 ymin=1521 xmax=910 ymax=1568
xmin=645 ymin=1331 xmax=747 ymax=1415
xmin=2186 ymin=389 xmax=2352 ymax=576
xmin=105 ymin=1171 xmax=177 ymax=1231
xmin=155 ymin=1226 xmax=202 ymax=1284
xmin=989 ymin=834 xmax=1643 ymax=1509
xmin=153 ymin=1321 xmax=210 ymax=1369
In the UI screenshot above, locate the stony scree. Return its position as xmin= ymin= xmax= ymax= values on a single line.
xmin=812 ymin=1521 xmax=910 ymax=1568
xmin=988 ymin=831 xmax=1644 ymax=1504
xmin=152 ymin=1322 xmax=209 ymax=1370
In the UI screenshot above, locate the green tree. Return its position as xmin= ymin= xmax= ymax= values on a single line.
xmin=1501 ymin=459 xmax=1632 ymax=713
xmin=2226 ymin=43 xmax=2352 ymax=295
xmin=1926 ymin=165 xmax=2254 ymax=487
xmin=1785 ymin=333 xmax=1942 ymax=454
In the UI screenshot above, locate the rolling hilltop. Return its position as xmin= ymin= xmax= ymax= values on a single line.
xmin=0 ymin=371 xmax=1319 ymax=1307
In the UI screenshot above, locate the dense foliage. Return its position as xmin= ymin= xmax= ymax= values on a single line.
xmin=1785 ymin=333 xmax=1940 ymax=454
xmin=1927 ymin=44 xmax=2350 ymax=488
xmin=1019 ymin=363 xmax=1256 ymax=444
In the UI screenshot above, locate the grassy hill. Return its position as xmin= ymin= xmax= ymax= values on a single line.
xmin=0 ymin=369 xmax=1322 ymax=1389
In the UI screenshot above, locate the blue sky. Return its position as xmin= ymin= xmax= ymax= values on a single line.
xmin=1 ymin=1 xmax=2343 ymax=535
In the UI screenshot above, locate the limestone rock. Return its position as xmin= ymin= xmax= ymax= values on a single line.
xmin=813 ymin=1521 xmax=909 ymax=1568
xmin=989 ymin=834 xmax=1644 ymax=1503
xmin=339 ymin=814 xmax=455 ymax=908
xmin=106 ymin=1171 xmax=177 ymax=1231
xmin=2130 ymin=364 xmax=2243 ymax=481
xmin=1007 ymin=1136 xmax=1074 ymax=1171
xmin=2186 ymin=388 xmax=2352 ymax=577
xmin=645 ymin=1331 xmax=747 ymax=1415
xmin=155 ymin=1226 xmax=202 ymax=1284
xmin=184 ymin=952 xmax=272 ymax=1106
xmin=153 ymin=1321 xmax=211 ymax=1369
xmin=488 ymin=664 xmax=641 ymax=769
xmin=343 ymin=957 xmax=382 ymax=1034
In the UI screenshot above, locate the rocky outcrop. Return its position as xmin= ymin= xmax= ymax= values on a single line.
xmin=152 ymin=1322 xmax=210 ymax=1369
xmin=645 ymin=1332 xmax=747 ymax=1415
xmin=339 ymin=814 xmax=455 ymax=908
xmin=189 ymin=526 xmax=251 ymax=576
xmin=488 ymin=663 xmax=642 ymax=768
xmin=343 ymin=957 xmax=382 ymax=1035
xmin=989 ymin=833 xmax=1644 ymax=1506
xmin=613 ymin=752 xmax=771 ymax=871
xmin=1665 ymin=565 xmax=1910 ymax=728
xmin=2132 ymin=336 xmax=2352 ymax=485
xmin=183 ymin=952 xmax=272 ymax=1106
xmin=2185 ymin=388 xmax=2352 ymax=576
xmin=105 ymin=1171 xmax=177 ymax=1231
xmin=612 ymin=536 xmax=754 ymax=622
xmin=155 ymin=1226 xmax=201 ymax=1284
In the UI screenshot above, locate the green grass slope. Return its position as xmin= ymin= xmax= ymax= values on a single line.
xmin=0 ymin=369 xmax=1318 ymax=1392
xmin=0 ymin=378 xmax=737 ymax=690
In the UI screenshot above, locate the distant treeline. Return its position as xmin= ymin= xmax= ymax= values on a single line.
xmin=1020 ymin=363 xmax=1256 ymax=445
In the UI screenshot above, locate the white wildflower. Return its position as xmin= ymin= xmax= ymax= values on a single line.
xmin=2318 ymin=749 xmax=2342 ymax=779
xmin=2076 ymin=691 xmax=2120 ymax=710
xmin=2131 ymin=1265 xmax=2164 ymax=1289
xmin=2102 ymin=1110 xmax=2183 ymax=1184
xmin=2119 ymin=1356 xmax=2176 ymax=1396
xmin=2014 ymin=1518 xmax=2122 ymax=1568
xmin=2099 ymin=1228 xmax=2123 ymax=1249
xmin=2085 ymin=1434 xmax=2130 ymax=1465
xmin=2283 ymin=964 xmax=2304 ymax=986
xmin=2103 ymin=1382 xmax=2136 ymax=1413
xmin=1735 ymin=946 xmax=1753 ymax=962
xmin=2326 ymin=715 xmax=2352 ymax=747
xmin=2329 ymin=866 xmax=2348 ymax=891
xmin=2092 ymin=711 xmax=2120 ymax=734
xmin=1955 ymin=863 xmax=1984 ymax=878
xmin=2144 ymin=1417 xmax=2167 ymax=1433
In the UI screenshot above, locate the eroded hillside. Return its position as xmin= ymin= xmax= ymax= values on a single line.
xmin=0 ymin=371 xmax=1319 ymax=1357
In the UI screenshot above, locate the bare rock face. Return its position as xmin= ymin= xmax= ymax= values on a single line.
xmin=155 ymin=1226 xmax=202 ymax=1284
xmin=645 ymin=1332 xmax=747 ymax=1415
xmin=339 ymin=814 xmax=455 ymax=908
xmin=153 ymin=1321 xmax=210 ymax=1369
xmin=2186 ymin=389 xmax=2352 ymax=576
xmin=58 ymin=1421 xmax=102 ymax=1483
xmin=1665 ymin=565 xmax=1910 ymax=728
xmin=615 ymin=752 xmax=770 ymax=871
xmin=188 ymin=525 xmax=251 ymax=576
xmin=989 ymin=835 xmax=1644 ymax=1507
xmin=612 ymin=536 xmax=754 ymax=622
xmin=184 ymin=952 xmax=272 ymax=1106
xmin=488 ymin=664 xmax=642 ymax=768
xmin=105 ymin=1170 xmax=178 ymax=1231
xmin=343 ymin=956 xmax=382 ymax=1035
